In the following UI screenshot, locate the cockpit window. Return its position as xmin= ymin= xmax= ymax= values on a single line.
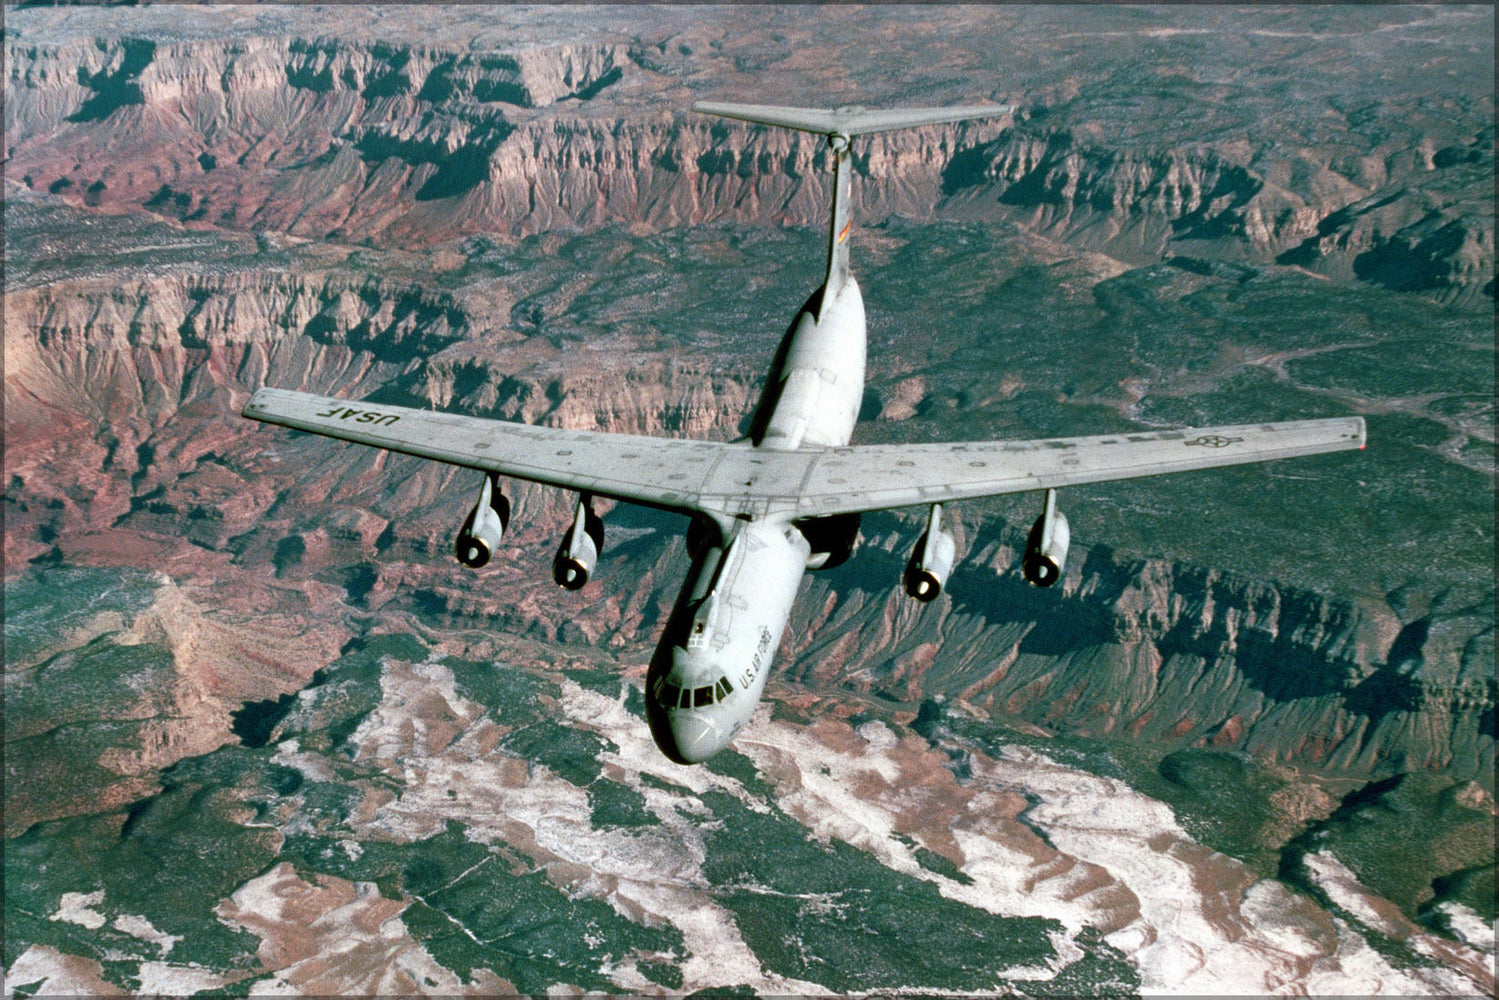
xmin=658 ymin=674 xmax=735 ymax=710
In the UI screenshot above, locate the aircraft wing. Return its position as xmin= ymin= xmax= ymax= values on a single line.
xmin=242 ymin=387 xmax=747 ymax=516
xmin=245 ymin=388 xmax=1363 ymax=521
xmin=778 ymin=418 xmax=1367 ymax=519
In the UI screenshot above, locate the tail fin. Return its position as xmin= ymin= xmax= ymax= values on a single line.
xmin=693 ymin=101 xmax=1013 ymax=302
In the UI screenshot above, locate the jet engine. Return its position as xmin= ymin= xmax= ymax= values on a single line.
xmin=903 ymin=504 xmax=956 ymax=602
xmin=455 ymin=472 xmax=510 ymax=568
xmin=1022 ymin=488 xmax=1069 ymax=588
xmin=796 ymin=512 xmax=862 ymax=570
xmin=553 ymin=493 xmax=605 ymax=590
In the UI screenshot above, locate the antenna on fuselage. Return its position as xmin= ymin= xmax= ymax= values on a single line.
xmin=691 ymin=100 xmax=1015 ymax=309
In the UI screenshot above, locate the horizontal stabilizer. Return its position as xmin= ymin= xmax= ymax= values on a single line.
xmin=692 ymin=101 xmax=1014 ymax=138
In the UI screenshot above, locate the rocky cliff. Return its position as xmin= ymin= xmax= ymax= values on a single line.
xmin=5 ymin=226 xmax=1492 ymax=791
xmin=6 ymin=6 xmax=1493 ymax=307
xmin=5 ymin=13 xmax=1493 ymax=985
xmin=791 ymin=524 xmax=1495 ymax=784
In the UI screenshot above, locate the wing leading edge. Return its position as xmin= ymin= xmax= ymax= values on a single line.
xmin=243 ymin=388 xmax=1364 ymax=521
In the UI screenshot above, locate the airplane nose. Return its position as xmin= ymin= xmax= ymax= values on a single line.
xmin=666 ymin=712 xmax=725 ymax=765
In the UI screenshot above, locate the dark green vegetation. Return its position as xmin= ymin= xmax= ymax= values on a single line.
xmin=895 ymin=833 xmax=976 ymax=885
xmin=5 ymin=606 xmax=1147 ymax=993
xmin=940 ymin=709 xmax=1295 ymax=872
xmin=2 ymin=565 xmax=159 ymax=668
xmin=1284 ymin=770 xmax=1496 ymax=925
xmin=695 ymin=782 xmax=1065 ymax=993
xmin=4 ymin=765 xmax=277 ymax=979
xmin=4 ymin=626 xmax=688 ymax=992
xmin=4 ymin=568 xmax=180 ymax=836
xmin=5 ymin=8 xmax=1492 ymax=979
xmin=857 ymin=223 xmax=1491 ymax=602
xmin=282 ymin=816 xmax=687 ymax=994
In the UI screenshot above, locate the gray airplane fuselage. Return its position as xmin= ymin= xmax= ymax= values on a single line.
xmin=646 ymin=277 xmax=866 ymax=763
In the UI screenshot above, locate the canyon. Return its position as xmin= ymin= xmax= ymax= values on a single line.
xmin=6 ymin=7 xmax=1493 ymax=306
xmin=4 ymin=5 xmax=1493 ymax=996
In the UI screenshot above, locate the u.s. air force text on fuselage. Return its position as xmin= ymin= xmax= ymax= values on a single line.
xmin=243 ymin=100 xmax=1365 ymax=764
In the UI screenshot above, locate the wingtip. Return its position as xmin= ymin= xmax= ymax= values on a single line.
xmin=241 ymin=385 xmax=280 ymax=420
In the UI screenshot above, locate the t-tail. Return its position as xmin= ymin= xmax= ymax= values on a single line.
xmin=692 ymin=101 xmax=1014 ymax=311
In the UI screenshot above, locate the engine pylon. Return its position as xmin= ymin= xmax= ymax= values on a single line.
xmin=1022 ymin=488 xmax=1069 ymax=588
xmin=904 ymin=503 xmax=957 ymax=602
xmin=455 ymin=472 xmax=510 ymax=569
xmin=553 ymin=493 xmax=604 ymax=590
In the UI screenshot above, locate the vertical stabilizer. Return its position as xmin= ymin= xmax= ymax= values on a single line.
xmin=825 ymin=135 xmax=854 ymax=305
xmin=692 ymin=100 xmax=1013 ymax=304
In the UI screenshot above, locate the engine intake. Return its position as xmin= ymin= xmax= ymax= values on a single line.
xmin=1022 ymin=488 xmax=1069 ymax=588
xmin=455 ymin=472 xmax=510 ymax=569
xmin=904 ymin=504 xmax=956 ymax=602
xmin=553 ymin=494 xmax=604 ymax=590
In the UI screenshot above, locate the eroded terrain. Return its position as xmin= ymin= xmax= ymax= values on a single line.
xmin=4 ymin=5 xmax=1494 ymax=996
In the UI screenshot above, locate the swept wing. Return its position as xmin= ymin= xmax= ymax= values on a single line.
xmin=781 ymin=418 xmax=1365 ymax=518
xmin=243 ymin=388 xmax=746 ymax=516
xmin=244 ymin=388 xmax=1364 ymax=520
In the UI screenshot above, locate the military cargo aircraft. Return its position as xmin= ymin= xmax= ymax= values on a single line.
xmin=244 ymin=102 xmax=1365 ymax=764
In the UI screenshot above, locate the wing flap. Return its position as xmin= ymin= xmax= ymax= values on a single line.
xmin=241 ymin=388 xmax=741 ymax=514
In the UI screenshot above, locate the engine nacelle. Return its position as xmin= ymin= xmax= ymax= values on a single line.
xmin=1022 ymin=488 xmax=1070 ymax=588
xmin=455 ymin=472 xmax=510 ymax=569
xmin=904 ymin=504 xmax=956 ymax=602
xmin=553 ymin=494 xmax=604 ymax=590
xmin=796 ymin=512 xmax=862 ymax=570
